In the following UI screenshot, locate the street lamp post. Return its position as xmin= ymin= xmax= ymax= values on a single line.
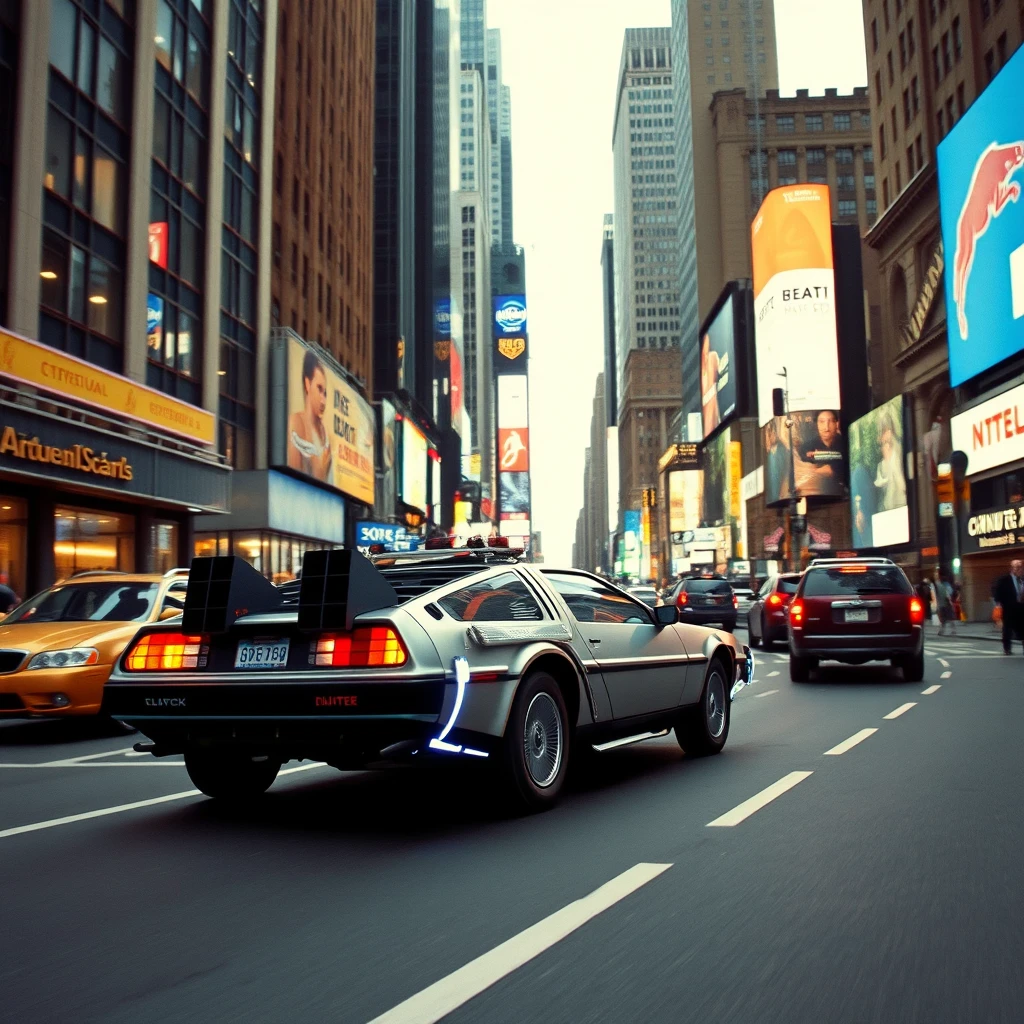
xmin=775 ymin=368 xmax=803 ymax=572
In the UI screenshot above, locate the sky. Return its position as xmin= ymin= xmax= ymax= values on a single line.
xmin=486 ymin=0 xmax=869 ymax=566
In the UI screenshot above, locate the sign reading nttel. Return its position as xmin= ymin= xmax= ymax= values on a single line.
xmin=950 ymin=380 xmax=1024 ymax=476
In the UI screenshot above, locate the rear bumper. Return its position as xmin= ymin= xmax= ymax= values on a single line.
xmin=678 ymin=606 xmax=736 ymax=624
xmin=789 ymin=626 xmax=923 ymax=660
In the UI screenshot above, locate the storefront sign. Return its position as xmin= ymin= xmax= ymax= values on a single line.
xmin=355 ymin=521 xmax=421 ymax=552
xmin=0 ymin=424 xmax=133 ymax=479
xmin=962 ymin=502 xmax=1024 ymax=554
xmin=659 ymin=442 xmax=702 ymax=472
xmin=0 ymin=328 xmax=215 ymax=446
xmin=902 ymin=241 xmax=944 ymax=350
xmin=729 ymin=441 xmax=742 ymax=519
xmin=950 ymin=380 xmax=1024 ymax=477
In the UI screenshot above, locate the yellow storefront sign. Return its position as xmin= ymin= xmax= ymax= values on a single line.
xmin=0 ymin=329 xmax=215 ymax=446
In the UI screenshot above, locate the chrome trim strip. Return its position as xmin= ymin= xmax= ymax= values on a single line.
xmin=116 ymin=714 xmax=438 ymax=722
xmin=830 ymin=599 xmax=883 ymax=608
xmin=471 ymin=666 xmax=509 ymax=678
xmin=592 ymin=730 xmax=669 ymax=752
xmin=468 ymin=622 xmax=573 ymax=646
xmin=595 ymin=654 xmax=700 ymax=668
xmin=109 ymin=669 xmax=444 ymax=686
xmin=806 ymin=633 xmax=913 ymax=641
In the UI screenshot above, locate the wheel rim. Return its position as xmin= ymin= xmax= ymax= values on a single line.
xmin=523 ymin=692 xmax=563 ymax=788
xmin=706 ymin=671 xmax=727 ymax=739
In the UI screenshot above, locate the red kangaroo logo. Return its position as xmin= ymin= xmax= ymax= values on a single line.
xmin=952 ymin=141 xmax=1024 ymax=340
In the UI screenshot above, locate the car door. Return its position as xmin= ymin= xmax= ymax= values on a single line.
xmin=541 ymin=571 xmax=689 ymax=719
xmin=750 ymin=577 xmax=774 ymax=638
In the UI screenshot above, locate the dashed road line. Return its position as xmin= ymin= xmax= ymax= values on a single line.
xmin=941 ymin=671 xmax=952 ymax=679
xmin=922 ymin=684 xmax=941 ymax=695
xmin=706 ymin=771 xmax=813 ymax=828
xmin=883 ymin=702 xmax=917 ymax=720
xmin=754 ymin=688 xmax=779 ymax=698
xmin=767 ymin=670 xmax=780 ymax=677
xmin=366 ymin=862 xmax=673 ymax=1024
xmin=823 ymin=728 xmax=877 ymax=757
xmin=40 ymin=747 xmax=137 ymax=766
xmin=937 ymin=658 xmax=950 ymax=668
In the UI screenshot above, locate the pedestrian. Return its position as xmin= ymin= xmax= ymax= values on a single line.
xmin=916 ymin=578 xmax=932 ymax=622
xmin=991 ymin=559 xmax=1024 ymax=655
xmin=0 ymin=572 xmax=19 ymax=615
xmin=935 ymin=574 xmax=955 ymax=636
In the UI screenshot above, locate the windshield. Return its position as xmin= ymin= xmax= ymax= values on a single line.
xmin=802 ymin=568 xmax=912 ymax=597
xmin=683 ymin=579 xmax=732 ymax=594
xmin=5 ymin=583 xmax=159 ymax=624
xmin=778 ymin=578 xmax=802 ymax=595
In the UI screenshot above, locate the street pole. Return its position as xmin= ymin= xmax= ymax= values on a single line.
xmin=780 ymin=367 xmax=799 ymax=573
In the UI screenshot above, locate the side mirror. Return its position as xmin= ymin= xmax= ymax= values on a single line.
xmin=654 ymin=604 xmax=678 ymax=626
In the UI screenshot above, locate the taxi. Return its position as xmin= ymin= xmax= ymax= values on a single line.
xmin=0 ymin=569 xmax=189 ymax=717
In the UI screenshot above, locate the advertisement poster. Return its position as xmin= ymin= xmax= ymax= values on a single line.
xmin=355 ymin=521 xmax=420 ymax=553
xmin=729 ymin=441 xmax=742 ymax=519
xmin=703 ymin=431 xmax=730 ymax=526
xmin=937 ymin=43 xmax=1024 ymax=387
xmin=148 ymin=222 xmax=168 ymax=268
xmin=450 ymin=342 xmax=464 ymax=429
xmin=493 ymin=294 xmax=528 ymax=335
xmin=284 ymin=338 xmax=375 ymax=505
xmin=700 ymin=294 xmax=737 ymax=439
xmin=401 ymin=418 xmax=428 ymax=514
xmin=497 ymin=374 xmax=529 ymax=428
xmin=146 ymin=294 xmax=163 ymax=355
xmin=499 ymin=471 xmax=531 ymax=517
xmin=669 ymin=470 xmax=704 ymax=534
xmin=751 ymin=184 xmax=841 ymax=428
xmin=623 ymin=509 xmax=641 ymax=577
xmin=379 ymin=399 xmax=397 ymax=517
xmin=848 ymin=395 xmax=910 ymax=548
xmin=498 ymin=427 xmax=529 ymax=472
xmin=762 ymin=410 xmax=846 ymax=505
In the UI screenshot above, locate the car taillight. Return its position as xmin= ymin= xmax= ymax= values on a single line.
xmin=790 ymin=601 xmax=804 ymax=625
xmin=732 ymin=594 xmax=739 ymax=608
xmin=125 ymin=632 xmax=209 ymax=671
xmin=425 ymin=536 xmax=455 ymax=549
xmin=310 ymin=627 xmax=407 ymax=667
xmin=909 ymin=597 xmax=925 ymax=625
xmin=767 ymin=593 xmax=783 ymax=607
xmin=676 ymin=591 xmax=688 ymax=606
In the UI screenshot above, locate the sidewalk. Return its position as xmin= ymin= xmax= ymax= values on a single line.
xmin=924 ymin=620 xmax=1004 ymax=643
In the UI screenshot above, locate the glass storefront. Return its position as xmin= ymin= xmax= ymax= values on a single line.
xmin=0 ymin=498 xmax=28 ymax=599
xmin=148 ymin=520 xmax=181 ymax=574
xmin=53 ymin=507 xmax=135 ymax=580
xmin=194 ymin=531 xmax=340 ymax=584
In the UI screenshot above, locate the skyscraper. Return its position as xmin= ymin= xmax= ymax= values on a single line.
xmin=500 ymin=83 xmax=514 ymax=245
xmin=671 ymin=0 xmax=779 ymax=435
xmin=601 ymin=214 xmax=617 ymax=429
xmin=485 ymin=28 xmax=503 ymax=246
xmin=611 ymin=28 xmax=680 ymax=401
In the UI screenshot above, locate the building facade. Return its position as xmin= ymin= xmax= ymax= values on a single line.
xmin=574 ymin=372 xmax=609 ymax=575
xmin=611 ymin=27 xmax=680 ymax=404
xmin=601 ymin=213 xmax=617 ymax=430
xmin=672 ymin=0 xmax=779 ymax=435
xmin=861 ymin=0 xmax=1024 ymax=616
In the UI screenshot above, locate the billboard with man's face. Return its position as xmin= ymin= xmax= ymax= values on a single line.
xmin=761 ymin=409 xmax=846 ymax=506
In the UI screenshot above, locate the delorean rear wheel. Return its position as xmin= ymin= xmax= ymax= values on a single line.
xmin=500 ymin=671 xmax=570 ymax=812
xmin=184 ymin=750 xmax=281 ymax=802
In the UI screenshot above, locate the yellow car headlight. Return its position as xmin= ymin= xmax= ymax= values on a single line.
xmin=27 ymin=648 xmax=100 ymax=670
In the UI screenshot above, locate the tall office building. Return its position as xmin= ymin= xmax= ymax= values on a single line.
xmin=485 ymin=28 xmax=502 ymax=245
xmin=600 ymin=213 xmax=617 ymax=427
xmin=671 ymin=0 xmax=779 ymax=434
xmin=499 ymin=83 xmax=514 ymax=244
xmin=611 ymin=28 xmax=680 ymax=403
xmin=271 ymin=0 xmax=375 ymax=388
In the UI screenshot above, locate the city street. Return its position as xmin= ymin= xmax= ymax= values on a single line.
xmin=3 ymin=632 xmax=1023 ymax=1024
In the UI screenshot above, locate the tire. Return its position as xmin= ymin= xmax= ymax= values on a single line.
xmin=500 ymin=671 xmax=570 ymax=811
xmin=749 ymin=614 xmax=762 ymax=648
xmin=723 ymin=619 xmax=737 ymax=632
xmin=184 ymin=750 xmax=281 ymax=802
xmin=900 ymin=652 xmax=925 ymax=682
xmin=675 ymin=659 xmax=730 ymax=757
xmin=790 ymin=654 xmax=812 ymax=682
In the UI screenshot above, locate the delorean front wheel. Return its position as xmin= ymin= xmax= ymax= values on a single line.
xmin=500 ymin=671 xmax=570 ymax=812
xmin=675 ymin=659 xmax=730 ymax=757
xmin=184 ymin=750 xmax=281 ymax=802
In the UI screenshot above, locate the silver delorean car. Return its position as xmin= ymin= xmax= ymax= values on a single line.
xmin=102 ymin=545 xmax=754 ymax=811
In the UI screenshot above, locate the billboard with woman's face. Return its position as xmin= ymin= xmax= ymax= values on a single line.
xmin=699 ymin=293 xmax=737 ymax=441
xmin=848 ymin=395 xmax=910 ymax=548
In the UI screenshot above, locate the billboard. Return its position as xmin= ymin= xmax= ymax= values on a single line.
xmin=146 ymin=294 xmax=163 ymax=354
xmin=498 ymin=427 xmax=529 ymax=472
xmin=702 ymin=431 xmax=731 ymax=526
xmin=355 ymin=521 xmax=421 ymax=553
xmin=761 ymin=409 xmax=845 ymax=505
xmin=401 ymin=418 xmax=428 ymax=513
xmin=497 ymin=374 xmax=529 ymax=427
xmin=280 ymin=336 xmax=375 ymax=504
xmin=623 ymin=509 xmax=641 ymax=577
xmin=751 ymin=184 xmax=841 ymax=443
xmin=848 ymin=395 xmax=910 ymax=549
xmin=379 ymin=399 xmax=397 ymax=516
xmin=493 ymin=294 xmax=528 ymax=335
xmin=497 ymin=373 xmax=531 ymax=530
xmin=699 ymin=292 xmax=737 ymax=439
xmin=450 ymin=342 xmax=464 ymax=429
xmin=668 ymin=469 xmax=703 ymax=533
xmin=500 ymin=471 xmax=531 ymax=516
xmin=950 ymin=379 xmax=1024 ymax=477
xmin=938 ymin=43 xmax=1024 ymax=387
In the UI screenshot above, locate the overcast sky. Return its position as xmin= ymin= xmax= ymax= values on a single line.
xmin=486 ymin=0 xmax=869 ymax=566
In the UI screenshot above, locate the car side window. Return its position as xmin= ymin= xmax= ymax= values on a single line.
xmin=759 ymin=577 xmax=774 ymax=599
xmin=543 ymin=572 xmax=651 ymax=624
xmin=158 ymin=583 xmax=188 ymax=616
xmin=438 ymin=573 xmax=544 ymax=622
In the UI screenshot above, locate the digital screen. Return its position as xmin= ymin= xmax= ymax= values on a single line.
xmin=493 ymin=294 xmax=528 ymax=335
xmin=938 ymin=43 xmax=1024 ymax=387
xmin=848 ymin=394 xmax=910 ymax=549
xmin=401 ymin=419 xmax=428 ymax=514
xmin=699 ymin=293 xmax=737 ymax=440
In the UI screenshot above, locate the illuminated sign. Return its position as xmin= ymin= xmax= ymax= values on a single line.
xmin=938 ymin=42 xmax=1024 ymax=386
xmin=962 ymin=502 xmax=1024 ymax=554
xmin=0 ymin=328 xmax=215 ymax=445
xmin=493 ymin=295 xmax=527 ymax=335
xmin=148 ymin=222 xmax=168 ymax=268
xmin=498 ymin=428 xmax=529 ymax=472
xmin=434 ymin=298 xmax=451 ymax=340
xmin=950 ymin=379 xmax=1024 ymax=476
xmin=0 ymin=425 xmax=133 ymax=480
xmin=497 ymin=336 xmax=526 ymax=361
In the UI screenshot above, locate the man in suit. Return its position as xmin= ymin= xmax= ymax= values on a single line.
xmin=992 ymin=559 xmax=1024 ymax=654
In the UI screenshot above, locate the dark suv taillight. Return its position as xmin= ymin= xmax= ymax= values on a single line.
xmin=909 ymin=597 xmax=925 ymax=625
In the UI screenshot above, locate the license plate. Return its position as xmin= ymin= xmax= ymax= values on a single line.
xmin=845 ymin=609 xmax=869 ymax=623
xmin=235 ymin=640 xmax=290 ymax=669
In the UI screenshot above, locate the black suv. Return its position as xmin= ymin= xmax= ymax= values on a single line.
xmin=666 ymin=575 xmax=737 ymax=631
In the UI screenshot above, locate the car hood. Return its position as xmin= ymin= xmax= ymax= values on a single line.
xmin=0 ymin=620 xmax=143 ymax=655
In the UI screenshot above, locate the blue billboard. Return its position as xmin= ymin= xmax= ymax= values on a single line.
xmin=938 ymin=43 xmax=1024 ymax=387
xmin=434 ymin=298 xmax=451 ymax=340
xmin=493 ymin=294 xmax=527 ymax=336
xmin=355 ymin=521 xmax=421 ymax=552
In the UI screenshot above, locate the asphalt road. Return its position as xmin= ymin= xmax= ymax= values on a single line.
xmin=2 ymin=629 xmax=1023 ymax=1024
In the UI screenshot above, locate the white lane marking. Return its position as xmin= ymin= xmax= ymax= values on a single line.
xmin=941 ymin=671 xmax=952 ymax=679
xmin=0 ymin=762 xmax=327 ymax=840
xmin=922 ymin=684 xmax=942 ymax=695
xmin=937 ymin=658 xmax=950 ymax=668
xmin=767 ymin=670 xmax=780 ymax=677
xmin=365 ymin=862 xmax=673 ymax=1024
xmin=884 ymin=702 xmax=917 ymax=720
xmin=823 ymin=728 xmax=877 ymax=756
xmin=706 ymin=771 xmax=814 ymax=828
xmin=754 ymin=688 xmax=779 ymax=698
xmin=41 ymin=746 xmax=137 ymax=766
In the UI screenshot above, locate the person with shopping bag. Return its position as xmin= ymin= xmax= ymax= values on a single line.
xmin=992 ymin=559 xmax=1024 ymax=655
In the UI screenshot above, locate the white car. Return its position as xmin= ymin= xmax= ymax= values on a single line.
xmin=731 ymin=587 xmax=754 ymax=614
xmin=627 ymin=585 xmax=661 ymax=608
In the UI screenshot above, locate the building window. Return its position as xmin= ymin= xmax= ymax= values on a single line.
xmin=838 ymin=199 xmax=858 ymax=219
xmin=952 ymin=17 xmax=962 ymax=61
xmin=980 ymin=0 xmax=991 ymax=21
xmin=997 ymin=33 xmax=1008 ymax=69
xmin=879 ymin=123 xmax=886 ymax=159
xmin=775 ymin=115 xmax=795 ymax=133
xmin=937 ymin=108 xmax=945 ymax=138
xmin=864 ymin=145 xmax=874 ymax=164
xmin=874 ymin=71 xmax=883 ymax=104
xmin=866 ymin=198 xmax=878 ymax=218
xmin=864 ymin=173 xmax=875 ymax=191
xmin=837 ymin=174 xmax=856 ymax=192
xmin=805 ymin=113 xmax=823 ymax=132
xmin=777 ymin=149 xmax=796 ymax=166
xmin=871 ymin=18 xmax=878 ymax=52
xmin=882 ymin=177 xmax=889 ymax=206
xmin=835 ymin=147 xmax=854 ymax=164
xmin=911 ymin=76 xmax=920 ymax=116
xmin=40 ymin=0 xmax=134 ymax=372
xmin=833 ymin=112 xmax=851 ymax=132
xmin=806 ymin=147 xmax=825 ymax=164
xmin=899 ymin=32 xmax=906 ymax=70
xmin=942 ymin=32 xmax=951 ymax=75
xmin=932 ymin=46 xmax=941 ymax=85
xmin=887 ymin=50 xmax=894 ymax=86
